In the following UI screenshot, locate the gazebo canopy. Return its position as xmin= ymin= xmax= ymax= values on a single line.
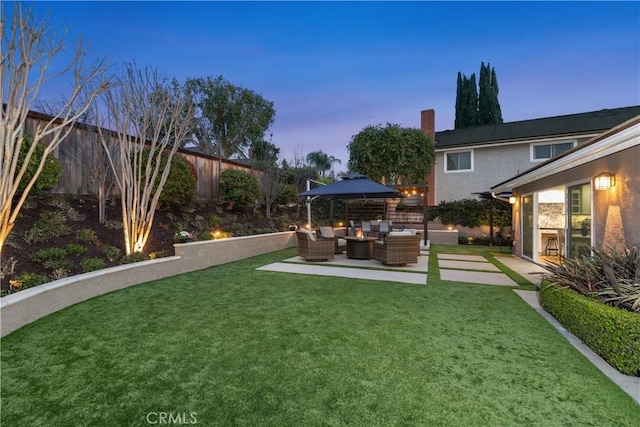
xmin=297 ymin=173 xmax=404 ymax=200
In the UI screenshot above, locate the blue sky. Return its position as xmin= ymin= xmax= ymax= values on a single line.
xmin=25 ymin=1 xmax=640 ymax=171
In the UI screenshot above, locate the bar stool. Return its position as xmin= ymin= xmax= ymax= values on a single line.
xmin=545 ymin=236 xmax=559 ymax=256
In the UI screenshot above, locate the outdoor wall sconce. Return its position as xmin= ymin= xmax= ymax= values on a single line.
xmin=594 ymin=172 xmax=615 ymax=190
xmin=509 ymin=196 xmax=517 ymax=204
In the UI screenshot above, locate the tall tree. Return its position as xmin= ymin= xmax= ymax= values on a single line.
xmin=98 ymin=65 xmax=195 ymax=255
xmin=478 ymin=62 xmax=503 ymax=126
xmin=306 ymin=150 xmax=341 ymax=178
xmin=184 ymin=75 xmax=275 ymax=159
xmin=454 ymin=73 xmax=478 ymax=129
xmin=454 ymin=72 xmax=463 ymax=129
xmin=455 ymin=63 xmax=502 ymax=129
xmin=465 ymin=74 xmax=478 ymax=127
xmin=347 ymin=123 xmax=434 ymax=185
xmin=490 ymin=66 xmax=503 ymax=124
xmin=0 ymin=3 xmax=109 ymax=255
xmin=250 ymin=139 xmax=285 ymax=219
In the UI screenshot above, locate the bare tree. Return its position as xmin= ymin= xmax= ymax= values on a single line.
xmin=0 ymin=3 xmax=109 ymax=254
xmin=86 ymin=124 xmax=117 ymax=224
xmin=35 ymin=96 xmax=117 ymax=224
xmin=99 ymin=64 xmax=194 ymax=255
xmin=258 ymin=165 xmax=286 ymax=220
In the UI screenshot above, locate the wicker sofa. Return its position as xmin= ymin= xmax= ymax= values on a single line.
xmin=373 ymin=232 xmax=420 ymax=266
xmin=296 ymin=230 xmax=335 ymax=261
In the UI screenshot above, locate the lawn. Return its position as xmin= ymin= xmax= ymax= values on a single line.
xmin=1 ymin=246 xmax=638 ymax=426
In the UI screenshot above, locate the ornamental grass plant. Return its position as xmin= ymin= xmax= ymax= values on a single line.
xmin=543 ymin=245 xmax=640 ymax=312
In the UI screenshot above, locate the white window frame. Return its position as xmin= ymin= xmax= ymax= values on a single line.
xmin=530 ymin=140 xmax=577 ymax=162
xmin=444 ymin=149 xmax=474 ymax=173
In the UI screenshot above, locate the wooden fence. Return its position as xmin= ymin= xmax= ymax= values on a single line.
xmin=23 ymin=111 xmax=257 ymax=201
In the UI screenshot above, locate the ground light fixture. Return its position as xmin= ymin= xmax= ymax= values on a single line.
xmin=594 ymin=172 xmax=615 ymax=190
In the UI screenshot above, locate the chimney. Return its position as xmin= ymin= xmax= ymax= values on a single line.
xmin=421 ymin=109 xmax=436 ymax=205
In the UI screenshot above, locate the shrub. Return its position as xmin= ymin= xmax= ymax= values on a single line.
xmin=102 ymin=245 xmax=122 ymax=262
xmin=121 ymin=253 xmax=147 ymax=264
xmin=103 ymin=220 xmax=123 ymax=230
xmin=16 ymin=134 xmax=62 ymax=195
xmin=540 ymin=282 xmax=640 ymax=376
xmin=149 ymin=250 xmax=168 ymax=259
xmin=50 ymin=268 xmax=69 ymax=280
xmin=140 ymin=150 xmax=197 ymax=210
xmin=76 ymin=229 xmax=97 ymax=244
xmin=274 ymin=183 xmax=299 ymax=206
xmin=31 ymin=247 xmax=67 ymax=264
xmin=65 ymin=243 xmax=87 ymax=257
xmin=203 ymin=213 xmax=223 ymax=229
xmin=173 ymin=231 xmax=195 ymax=243
xmin=220 ymin=169 xmax=260 ymax=207
xmin=81 ymin=258 xmax=107 ymax=273
xmin=430 ymin=198 xmax=511 ymax=228
xmin=16 ymin=272 xmax=49 ymax=289
xmin=48 ymin=197 xmax=86 ymax=221
xmin=23 ymin=211 xmax=70 ymax=243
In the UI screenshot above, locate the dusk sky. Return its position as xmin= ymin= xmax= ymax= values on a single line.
xmin=25 ymin=1 xmax=640 ymax=172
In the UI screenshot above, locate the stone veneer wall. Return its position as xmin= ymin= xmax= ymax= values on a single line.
xmin=1 ymin=232 xmax=297 ymax=337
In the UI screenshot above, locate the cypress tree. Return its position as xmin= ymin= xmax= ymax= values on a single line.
xmin=465 ymin=74 xmax=478 ymax=127
xmin=454 ymin=72 xmax=463 ymax=129
xmin=455 ymin=72 xmax=479 ymax=129
xmin=478 ymin=62 xmax=491 ymax=125
xmin=457 ymin=62 xmax=503 ymax=128
xmin=490 ymin=67 xmax=503 ymax=124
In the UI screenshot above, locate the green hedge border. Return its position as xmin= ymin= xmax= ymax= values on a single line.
xmin=540 ymin=281 xmax=640 ymax=376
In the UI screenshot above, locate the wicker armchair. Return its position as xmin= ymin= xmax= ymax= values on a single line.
xmin=373 ymin=233 xmax=420 ymax=266
xmin=317 ymin=226 xmax=347 ymax=254
xmin=296 ymin=230 xmax=335 ymax=261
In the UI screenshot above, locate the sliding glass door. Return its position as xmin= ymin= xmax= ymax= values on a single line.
xmin=522 ymin=195 xmax=534 ymax=259
xmin=567 ymin=183 xmax=591 ymax=258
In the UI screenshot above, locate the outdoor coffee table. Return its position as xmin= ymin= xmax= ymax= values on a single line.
xmin=344 ymin=236 xmax=377 ymax=259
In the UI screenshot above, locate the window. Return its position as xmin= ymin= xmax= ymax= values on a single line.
xmin=531 ymin=141 xmax=576 ymax=161
xmin=445 ymin=150 xmax=473 ymax=172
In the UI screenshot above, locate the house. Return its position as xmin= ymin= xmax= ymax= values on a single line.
xmin=420 ymin=106 xmax=640 ymax=205
xmin=490 ymin=114 xmax=640 ymax=264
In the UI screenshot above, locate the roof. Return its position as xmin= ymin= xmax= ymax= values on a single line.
xmin=491 ymin=114 xmax=640 ymax=193
xmin=435 ymin=106 xmax=640 ymax=149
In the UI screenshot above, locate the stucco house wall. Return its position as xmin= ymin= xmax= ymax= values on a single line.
xmin=494 ymin=116 xmax=640 ymax=258
xmin=434 ymin=139 xmax=588 ymax=202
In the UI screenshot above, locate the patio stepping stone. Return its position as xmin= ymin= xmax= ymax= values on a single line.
xmin=257 ymin=263 xmax=427 ymax=285
xmin=284 ymin=254 xmax=428 ymax=273
xmin=494 ymin=256 xmax=548 ymax=286
xmin=440 ymin=269 xmax=517 ymax=286
xmin=437 ymin=253 xmax=487 ymax=262
xmin=438 ymin=259 xmax=500 ymax=272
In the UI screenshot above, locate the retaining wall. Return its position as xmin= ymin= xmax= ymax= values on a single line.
xmin=1 ymin=232 xmax=297 ymax=337
xmin=426 ymin=230 xmax=459 ymax=245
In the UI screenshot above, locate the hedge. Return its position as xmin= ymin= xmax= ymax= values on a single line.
xmin=540 ymin=281 xmax=640 ymax=376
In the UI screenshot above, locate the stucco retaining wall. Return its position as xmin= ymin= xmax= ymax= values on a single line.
xmin=426 ymin=229 xmax=459 ymax=245
xmin=1 ymin=232 xmax=297 ymax=337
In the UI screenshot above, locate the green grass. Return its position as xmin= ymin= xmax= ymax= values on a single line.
xmin=1 ymin=247 xmax=638 ymax=426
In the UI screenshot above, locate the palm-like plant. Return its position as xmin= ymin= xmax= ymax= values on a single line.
xmin=306 ymin=151 xmax=341 ymax=178
xmin=543 ymin=245 xmax=640 ymax=312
